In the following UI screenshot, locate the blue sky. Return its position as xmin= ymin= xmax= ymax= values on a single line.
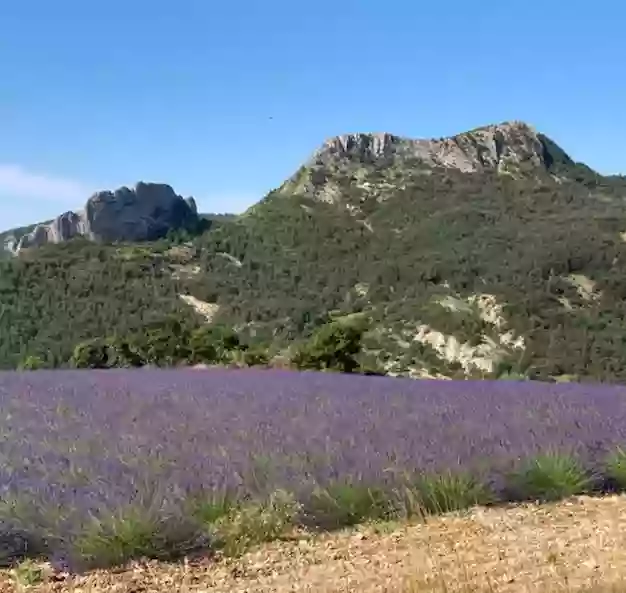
xmin=1 ymin=0 xmax=625 ymax=229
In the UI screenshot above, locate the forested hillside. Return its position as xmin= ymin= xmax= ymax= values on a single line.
xmin=2 ymin=122 xmax=626 ymax=381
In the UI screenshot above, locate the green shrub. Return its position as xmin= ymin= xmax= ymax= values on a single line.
xmin=412 ymin=471 xmax=494 ymax=515
xmin=190 ymin=493 xmax=236 ymax=526
xmin=105 ymin=338 xmax=146 ymax=368
xmin=292 ymin=317 xmax=368 ymax=373
xmin=12 ymin=559 xmax=45 ymax=587
xmin=210 ymin=491 xmax=299 ymax=557
xmin=511 ymin=452 xmax=592 ymax=502
xmin=242 ymin=345 xmax=270 ymax=367
xmin=391 ymin=471 xmax=492 ymax=519
xmin=606 ymin=446 xmax=626 ymax=490
xmin=17 ymin=355 xmax=46 ymax=371
xmin=0 ymin=495 xmax=55 ymax=564
xmin=70 ymin=338 xmax=146 ymax=369
xmin=139 ymin=317 xmax=193 ymax=366
xmin=189 ymin=325 xmax=242 ymax=365
xmin=70 ymin=339 xmax=111 ymax=369
xmin=304 ymin=482 xmax=392 ymax=529
xmin=74 ymin=506 xmax=204 ymax=568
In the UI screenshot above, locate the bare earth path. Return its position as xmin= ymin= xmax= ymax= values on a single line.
xmin=3 ymin=495 xmax=626 ymax=593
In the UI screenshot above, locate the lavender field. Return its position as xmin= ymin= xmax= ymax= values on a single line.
xmin=2 ymin=368 xmax=626 ymax=568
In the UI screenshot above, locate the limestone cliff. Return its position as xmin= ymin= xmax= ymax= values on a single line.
xmin=279 ymin=121 xmax=577 ymax=201
xmin=312 ymin=121 xmax=565 ymax=173
xmin=11 ymin=182 xmax=198 ymax=252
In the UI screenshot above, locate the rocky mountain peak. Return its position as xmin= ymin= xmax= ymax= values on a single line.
xmin=314 ymin=132 xmax=400 ymax=161
xmin=275 ymin=120 xmax=579 ymax=205
xmin=312 ymin=120 xmax=561 ymax=174
xmin=448 ymin=120 xmax=546 ymax=171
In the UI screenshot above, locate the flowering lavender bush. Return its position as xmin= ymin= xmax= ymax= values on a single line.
xmin=1 ymin=368 xmax=626 ymax=568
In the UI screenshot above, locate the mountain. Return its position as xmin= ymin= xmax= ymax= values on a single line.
xmin=1 ymin=182 xmax=199 ymax=255
xmin=283 ymin=122 xmax=610 ymax=207
xmin=2 ymin=120 xmax=626 ymax=381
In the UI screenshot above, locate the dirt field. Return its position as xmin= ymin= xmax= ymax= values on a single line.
xmin=3 ymin=495 xmax=626 ymax=592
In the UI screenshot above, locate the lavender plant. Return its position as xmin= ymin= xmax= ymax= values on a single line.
xmin=1 ymin=369 xmax=626 ymax=568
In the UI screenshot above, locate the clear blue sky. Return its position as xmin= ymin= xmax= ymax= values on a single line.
xmin=1 ymin=0 xmax=624 ymax=229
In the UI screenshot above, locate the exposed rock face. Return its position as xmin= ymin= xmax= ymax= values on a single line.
xmin=3 ymin=235 xmax=17 ymax=254
xmin=18 ymin=211 xmax=86 ymax=250
xmin=185 ymin=196 xmax=198 ymax=215
xmin=312 ymin=122 xmax=561 ymax=173
xmin=86 ymin=182 xmax=197 ymax=242
xmin=277 ymin=121 xmax=575 ymax=204
xmin=320 ymin=132 xmax=398 ymax=161
xmin=13 ymin=182 xmax=198 ymax=252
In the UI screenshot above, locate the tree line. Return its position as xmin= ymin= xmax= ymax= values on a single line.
xmin=18 ymin=313 xmax=384 ymax=376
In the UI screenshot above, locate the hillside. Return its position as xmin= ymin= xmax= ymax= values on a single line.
xmin=2 ymin=121 xmax=626 ymax=379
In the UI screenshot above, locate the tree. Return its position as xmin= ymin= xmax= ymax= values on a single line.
xmin=241 ymin=344 xmax=270 ymax=367
xmin=18 ymin=355 xmax=46 ymax=371
xmin=70 ymin=339 xmax=110 ymax=369
xmin=293 ymin=315 xmax=368 ymax=373
xmin=137 ymin=316 xmax=194 ymax=366
xmin=189 ymin=325 xmax=242 ymax=364
xmin=105 ymin=338 xmax=146 ymax=368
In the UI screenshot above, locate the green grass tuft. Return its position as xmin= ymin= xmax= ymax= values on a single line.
xmin=418 ymin=471 xmax=493 ymax=514
xmin=304 ymin=482 xmax=393 ymax=529
xmin=0 ymin=450 xmax=616 ymax=571
xmin=397 ymin=472 xmax=494 ymax=518
xmin=0 ymin=495 xmax=53 ymax=565
xmin=11 ymin=558 xmax=45 ymax=587
xmin=73 ymin=506 xmax=204 ymax=569
xmin=606 ymin=446 xmax=626 ymax=490
xmin=189 ymin=491 xmax=236 ymax=525
xmin=511 ymin=452 xmax=592 ymax=502
xmin=209 ymin=490 xmax=299 ymax=557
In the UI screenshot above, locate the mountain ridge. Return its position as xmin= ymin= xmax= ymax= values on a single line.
xmin=312 ymin=121 xmax=558 ymax=172
xmin=275 ymin=120 xmax=596 ymax=206
xmin=2 ymin=120 xmax=626 ymax=382
xmin=1 ymin=121 xmax=585 ymax=245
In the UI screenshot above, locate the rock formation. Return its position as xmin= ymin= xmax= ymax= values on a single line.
xmin=13 ymin=182 xmax=198 ymax=252
xmin=18 ymin=211 xmax=86 ymax=250
xmin=4 ymin=121 xmax=575 ymax=253
xmin=277 ymin=121 xmax=577 ymax=204
xmin=85 ymin=182 xmax=197 ymax=243
xmin=311 ymin=121 xmax=564 ymax=173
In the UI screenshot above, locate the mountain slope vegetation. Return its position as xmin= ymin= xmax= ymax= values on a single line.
xmin=2 ymin=121 xmax=626 ymax=380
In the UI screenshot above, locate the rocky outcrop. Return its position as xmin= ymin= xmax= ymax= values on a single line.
xmin=276 ymin=121 xmax=576 ymax=204
xmin=18 ymin=211 xmax=86 ymax=250
xmin=85 ymin=182 xmax=197 ymax=243
xmin=319 ymin=132 xmax=399 ymax=161
xmin=312 ymin=121 xmax=569 ymax=174
xmin=2 ymin=235 xmax=17 ymax=254
xmin=185 ymin=196 xmax=198 ymax=215
xmin=13 ymin=182 xmax=198 ymax=252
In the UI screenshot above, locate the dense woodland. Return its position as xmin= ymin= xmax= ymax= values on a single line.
xmin=3 ymin=137 xmax=626 ymax=381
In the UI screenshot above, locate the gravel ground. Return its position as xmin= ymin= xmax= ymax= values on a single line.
xmin=3 ymin=495 xmax=626 ymax=592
